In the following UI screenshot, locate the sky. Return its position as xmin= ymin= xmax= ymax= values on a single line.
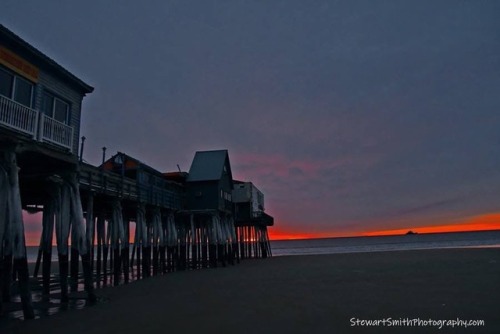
xmin=2 ymin=0 xmax=500 ymax=240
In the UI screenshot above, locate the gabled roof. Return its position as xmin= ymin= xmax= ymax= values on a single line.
xmin=187 ymin=149 xmax=232 ymax=182
xmin=0 ymin=24 xmax=93 ymax=94
xmin=101 ymin=151 xmax=164 ymax=177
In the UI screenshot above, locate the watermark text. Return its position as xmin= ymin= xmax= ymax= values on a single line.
xmin=350 ymin=317 xmax=485 ymax=329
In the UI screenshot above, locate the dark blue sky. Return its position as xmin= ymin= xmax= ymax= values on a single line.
xmin=3 ymin=1 xmax=500 ymax=236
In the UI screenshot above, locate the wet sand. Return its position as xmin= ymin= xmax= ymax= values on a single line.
xmin=1 ymin=248 xmax=499 ymax=333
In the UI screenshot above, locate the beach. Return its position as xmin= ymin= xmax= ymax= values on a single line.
xmin=1 ymin=248 xmax=499 ymax=333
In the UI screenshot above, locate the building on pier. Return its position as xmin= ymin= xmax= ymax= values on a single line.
xmin=101 ymin=151 xmax=184 ymax=211
xmin=233 ymin=181 xmax=274 ymax=258
xmin=0 ymin=24 xmax=92 ymax=158
xmin=1 ymin=23 xmax=93 ymax=207
xmin=233 ymin=181 xmax=272 ymax=223
xmin=175 ymin=149 xmax=237 ymax=267
xmin=186 ymin=149 xmax=234 ymax=214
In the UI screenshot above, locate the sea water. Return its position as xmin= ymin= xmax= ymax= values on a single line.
xmin=23 ymin=230 xmax=500 ymax=262
xmin=270 ymin=230 xmax=500 ymax=257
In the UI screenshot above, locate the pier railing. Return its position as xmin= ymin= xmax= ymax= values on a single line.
xmin=0 ymin=94 xmax=38 ymax=136
xmin=79 ymin=163 xmax=185 ymax=210
xmin=79 ymin=163 xmax=138 ymax=200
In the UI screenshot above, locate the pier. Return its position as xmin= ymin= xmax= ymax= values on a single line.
xmin=0 ymin=24 xmax=273 ymax=319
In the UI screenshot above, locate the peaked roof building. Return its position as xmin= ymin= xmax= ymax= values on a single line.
xmin=185 ymin=149 xmax=234 ymax=214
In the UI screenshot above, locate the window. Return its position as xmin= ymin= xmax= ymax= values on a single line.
xmin=42 ymin=92 xmax=69 ymax=124
xmin=0 ymin=69 xmax=13 ymax=97
xmin=14 ymin=77 xmax=33 ymax=107
xmin=221 ymin=191 xmax=232 ymax=201
xmin=0 ymin=67 xmax=34 ymax=108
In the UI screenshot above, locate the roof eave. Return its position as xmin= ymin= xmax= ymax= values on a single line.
xmin=0 ymin=24 xmax=94 ymax=94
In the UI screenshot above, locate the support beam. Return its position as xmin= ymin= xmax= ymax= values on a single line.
xmin=41 ymin=187 xmax=57 ymax=299
xmin=0 ymin=150 xmax=34 ymax=319
xmin=152 ymin=208 xmax=161 ymax=275
xmin=122 ymin=218 xmax=130 ymax=283
xmin=55 ymin=177 xmax=71 ymax=302
xmin=96 ymin=215 xmax=105 ymax=286
xmin=66 ymin=172 xmax=95 ymax=302
xmin=110 ymin=200 xmax=125 ymax=286
xmin=165 ymin=212 xmax=177 ymax=272
xmin=85 ymin=192 xmax=95 ymax=273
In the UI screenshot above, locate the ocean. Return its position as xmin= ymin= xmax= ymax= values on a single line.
xmin=270 ymin=230 xmax=500 ymax=257
xmin=24 ymin=230 xmax=500 ymax=262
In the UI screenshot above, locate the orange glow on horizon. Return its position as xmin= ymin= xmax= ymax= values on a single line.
xmin=363 ymin=213 xmax=500 ymax=236
xmin=23 ymin=212 xmax=500 ymax=245
xmin=269 ymin=212 xmax=500 ymax=240
xmin=268 ymin=228 xmax=352 ymax=241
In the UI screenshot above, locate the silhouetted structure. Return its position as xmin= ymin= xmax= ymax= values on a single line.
xmin=0 ymin=24 xmax=274 ymax=320
xmin=180 ymin=150 xmax=237 ymax=268
xmin=233 ymin=181 xmax=273 ymax=258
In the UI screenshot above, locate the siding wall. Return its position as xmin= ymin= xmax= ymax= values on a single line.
xmin=36 ymin=70 xmax=84 ymax=154
xmin=187 ymin=182 xmax=218 ymax=210
xmin=218 ymin=161 xmax=233 ymax=212
xmin=0 ymin=38 xmax=87 ymax=155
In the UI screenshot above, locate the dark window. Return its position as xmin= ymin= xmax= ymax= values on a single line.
xmin=54 ymin=99 xmax=69 ymax=123
xmin=14 ymin=77 xmax=32 ymax=107
xmin=0 ymin=67 xmax=33 ymax=108
xmin=0 ymin=69 xmax=13 ymax=97
xmin=42 ymin=92 xmax=53 ymax=115
xmin=42 ymin=92 xmax=69 ymax=124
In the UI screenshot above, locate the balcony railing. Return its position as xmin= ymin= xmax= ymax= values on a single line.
xmin=0 ymin=94 xmax=74 ymax=153
xmin=40 ymin=114 xmax=73 ymax=151
xmin=0 ymin=94 xmax=38 ymax=136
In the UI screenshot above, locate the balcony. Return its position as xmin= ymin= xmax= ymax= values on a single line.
xmin=0 ymin=94 xmax=73 ymax=152
xmin=252 ymin=211 xmax=274 ymax=226
xmin=40 ymin=114 xmax=73 ymax=151
xmin=234 ymin=208 xmax=274 ymax=227
xmin=0 ymin=94 xmax=38 ymax=136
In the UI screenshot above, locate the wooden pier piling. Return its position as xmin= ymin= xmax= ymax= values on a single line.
xmin=96 ymin=215 xmax=105 ymax=285
xmin=122 ymin=218 xmax=130 ymax=283
xmin=152 ymin=208 xmax=162 ymax=275
xmin=41 ymin=188 xmax=56 ymax=298
xmin=0 ymin=149 xmax=34 ymax=319
xmin=110 ymin=200 xmax=125 ymax=286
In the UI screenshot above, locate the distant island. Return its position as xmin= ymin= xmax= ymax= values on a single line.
xmin=406 ymin=230 xmax=418 ymax=235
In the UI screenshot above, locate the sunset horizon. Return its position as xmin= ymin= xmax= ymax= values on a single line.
xmin=268 ymin=212 xmax=500 ymax=240
xmin=23 ymin=211 xmax=500 ymax=245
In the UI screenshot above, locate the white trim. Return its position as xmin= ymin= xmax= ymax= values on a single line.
xmin=0 ymin=66 xmax=34 ymax=109
xmin=0 ymin=94 xmax=38 ymax=136
xmin=43 ymin=91 xmax=70 ymax=125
